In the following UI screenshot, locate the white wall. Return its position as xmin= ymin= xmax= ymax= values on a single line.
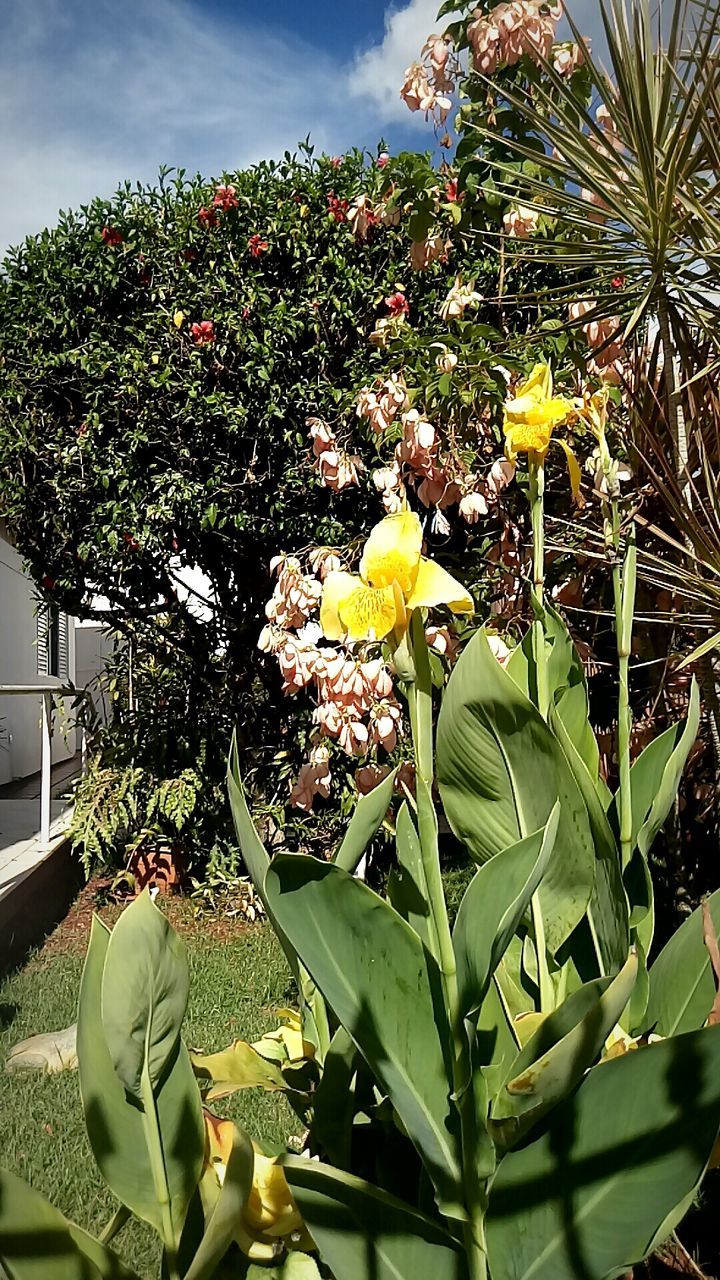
xmin=75 ymin=624 xmax=114 ymax=724
xmin=0 ymin=534 xmax=77 ymax=785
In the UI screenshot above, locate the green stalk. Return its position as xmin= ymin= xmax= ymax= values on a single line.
xmin=529 ymin=458 xmax=549 ymax=718
xmin=140 ymin=1056 xmax=180 ymax=1280
xmin=528 ymin=458 xmax=554 ymax=1013
xmin=407 ymin=610 xmax=488 ymax=1280
xmin=604 ymin=473 xmax=635 ymax=871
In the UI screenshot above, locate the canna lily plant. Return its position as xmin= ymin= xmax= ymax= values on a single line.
xmin=3 ymin=369 xmax=720 ymax=1280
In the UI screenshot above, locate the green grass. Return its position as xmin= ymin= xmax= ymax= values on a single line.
xmin=0 ymin=915 xmax=298 ymax=1278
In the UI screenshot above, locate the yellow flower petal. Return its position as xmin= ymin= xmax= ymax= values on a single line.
xmin=340 ymin=582 xmax=400 ymax=641
xmin=515 ymin=362 xmax=553 ymax=400
xmin=360 ymin=510 xmax=422 ymax=592
xmin=556 ymin=438 xmax=585 ymax=507
xmin=406 ymin=557 xmax=474 ymax=616
xmin=320 ymin=571 xmax=363 ymax=641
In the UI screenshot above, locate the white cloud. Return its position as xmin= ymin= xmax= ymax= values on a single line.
xmin=0 ymin=0 xmax=405 ymax=254
xmin=349 ymin=0 xmax=440 ymax=121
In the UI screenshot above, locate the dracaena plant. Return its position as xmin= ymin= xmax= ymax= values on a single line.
xmin=3 ymin=366 xmax=720 ymax=1280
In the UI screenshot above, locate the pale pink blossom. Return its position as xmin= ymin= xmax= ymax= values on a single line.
xmin=426 ymin=625 xmax=460 ymax=662
xmin=435 ymin=347 xmax=458 ymax=374
xmin=369 ymin=699 xmax=402 ymax=753
xmin=410 ymin=233 xmax=450 ymax=272
xmin=290 ymin=749 xmax=332 ymax=812
xmin=503 ymin=204 xmax=539 ymax=239
xmin=440 ymin=276 xmax=482 ymax=321
xmin=487 ymin=457 xmax=516 ymax=496
xmin=355 ymin=763 xmax=391 ymax=795
xmin=553 ymin=42 xmax=586 ymax=75
xmin=308 ymin=548 xmax=344 ymax=580
xmin=369 ymin=316 xmax=406 ymax=348
xmin=348 ymin=194 xmax=377 ymax=240
xmin=487 ymin=633 xmax=512 ymax=665
xmin=460 ymin=489 xmax=489 ymax=523
xmin=400 ymin=61 xmax=452 ymax=120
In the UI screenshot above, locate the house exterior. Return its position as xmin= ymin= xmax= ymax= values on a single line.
xmin=0 ymin=525 xmax=77 ymax=785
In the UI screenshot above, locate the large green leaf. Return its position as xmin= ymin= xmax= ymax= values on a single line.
xmin=0 ymin=1167 xmax=139 ymax=1280
xmin=191 ymin=1040 xmax=287 ymax=1099
xmin=283 ymin=1157 xmax=467 ymax=1280
xmin=645 ymin=889 xmax=720 ymax=1036
xmin=101 ymin=891 xmax=189 ymax=1098
xmin=387 ymin=802 xmax=433 ymax=952
xmin=549 ymin=705 xmax=629 ymax=979
xmin=453 ymin=807 xmax=559 ymax=1021
xmin=436 ymin=630 xmax=595 ymax=954
xmin=608 ymin=680 xmax=700 ymax=857
xmin=265 ymin=855 xmax=463 ymax=1216
xmin=492 ymin=954 xmax=638 ymax=1147
xmin=487 ymin=1027 xmax=720 ymax=1280
xmin=78 ymin=917 xmax=204 ymax=1240
xmin=312 ymin=1026 xmax=357 ymax=1170
xmin=335 ymin=767 xmax=397 ymax=873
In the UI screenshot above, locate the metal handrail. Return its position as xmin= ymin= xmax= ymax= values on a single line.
xmin=0 ymin=684 xmax=86 ymax=850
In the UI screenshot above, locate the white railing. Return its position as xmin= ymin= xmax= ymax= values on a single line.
xmin=0 ymin=684 xmax=82 ymax=849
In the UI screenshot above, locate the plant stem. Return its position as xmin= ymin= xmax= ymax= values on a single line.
xmin=141 ymin=1058 xmax=180 ymax=1280
xmin=529 ymin=458 xmax=549 ymax=717
xmin=528 ymin=458 xmax=554 ymax=1010
xmin=407 ymin=612 xmax=489 ymax=1280
xmin=607 ymin=492 xmax=635 ymax=870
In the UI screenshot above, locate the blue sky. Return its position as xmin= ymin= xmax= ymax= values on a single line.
xmin=0 ymin=0 xmax=604 ymax=253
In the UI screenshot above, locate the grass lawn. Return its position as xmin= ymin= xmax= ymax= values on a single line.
xmin=0 ymin=881 xmax=299 ymax=1278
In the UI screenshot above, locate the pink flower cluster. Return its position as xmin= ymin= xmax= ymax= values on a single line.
xmin=503 ymin=204 xmax=540 ymax=239
xmin=467 ymin=1 xmax=563 ymax=75
xmin=356 ymin=374 xmax=409 ymax=434
xmin=568 ymin=300 xmax=625 ymax=385
xmin=365 ymin=394 xmax=515 ymax=525
xmin=259 ymin=550 xmax=405 ymax=811
xmin=410 ymin=231 xmax=451 ymax=272
xmin=400 ymin=32 xmax=457 ymax=123
xmin=308 ymin=418 xmax=362 ymax=491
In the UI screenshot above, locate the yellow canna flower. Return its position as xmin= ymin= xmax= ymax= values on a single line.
xmin=320 ymin=510 xmax=473 ymax=643
xmin=203 ymin=1113 xmax=314 ymax=1259
xmin=503 ymin=363 xmax=583 ymax=505
xmin=253 ymin=1009 xmax=315 ymax=1064
xmin=173 ymin=309 xmax=185 ymax=328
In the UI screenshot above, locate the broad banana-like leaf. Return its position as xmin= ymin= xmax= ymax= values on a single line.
xmin=184 ymin=1123 xmax=254 ymax=1280
xmin=284 ymin=1157 xmax=468 ymax=1280
xmin=487 ymin=1027 xmax=720 ymax=1280
xmin=335 ymin=767 xmax=397 ymax=873
xmin=101 ymin=890 xmax=189 ymax=1098
xmin=492 ymin=953 xmax=638 ymax=1147
xmin=476 ymin=975 xmax=522 ymax=1097
xmin=191 ymin=1040 xmax=287 ymax=1099
xmin=312 ymin=1025 xmax=357 ymax=1170
xmin=78 ymin=917 xmax=204 ymax=1241
xmin=607 ymin=679 xmax=700 ymax=858
xmin=549 ymin=705 xmax=629 ymax=979
xmin=645 ymin=888 xmax=720 ymax=1036
xmin=453 ymin=807 xmax=559 ymax=1021
xmin=436 ymin=630 xmax=595 ymax=954
xmin=387 ymin=802 xmax=433 ymax=952
xmin=265 ymin=855 xmax=464 ymax=1217
xmin=0 ymin=1166 xmax=139 ymax=1279
xmin=508 ymin=604 xmax=602 ymax=786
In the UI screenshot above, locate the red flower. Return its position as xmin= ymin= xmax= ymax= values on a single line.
xmin=198 ymin=206 xmax=218 ymax=228
xmin=101 ymin=225 xmax=122 ymax=247
xmin=330 ymin=156 xmax=344 ymax=169
xmin=445 ymin=178 xmax=462 ymax=203
xmin=327 ymin=193 xmax=349 ymax=223
xmin=241 ymin=305 xmax=251 ymax=320
xmin=42 ymin=575 xmax=56 ymax=591
xmin=612 ymin=275 xmax=626 ymax=289
xmin=213 ymin=184 xmax=238 ymax=211
xmin=191 ymin=320 xmax=215 ymax=345
xmin=385 ymin=291 xmax=410 ymax=318
xmin=248 ymin=234 xmax=269 ymax=258
xmin=123 ymin=532 xmax=139 ymax=550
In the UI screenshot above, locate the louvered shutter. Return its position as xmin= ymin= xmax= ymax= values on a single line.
xmin=37 ymin=607 xmax=50 ymax=676
xmin=57 ymin=612 xmax=69 ymax=678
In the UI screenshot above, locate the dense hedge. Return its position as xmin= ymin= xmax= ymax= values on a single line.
xmin=0 ymin=145 xmax=564 ymax=869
